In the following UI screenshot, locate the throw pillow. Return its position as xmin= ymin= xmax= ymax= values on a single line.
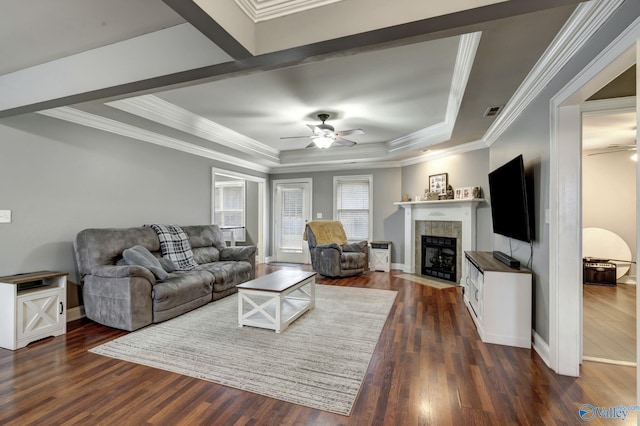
xmin=122 ymin=245 xmax=168 ymax=281
xmin=158 ymin=257 xmax=176 ymax=273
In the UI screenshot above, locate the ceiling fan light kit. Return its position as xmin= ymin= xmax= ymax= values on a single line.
xmin=313 ymin=136 xmax=335 ymax=149
xmin=281 ymin=113 xmax=364 ymax=149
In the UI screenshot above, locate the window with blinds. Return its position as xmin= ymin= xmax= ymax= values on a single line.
xmin=214 ymin=181 xmax=246 ymax=242
xmin=334 ymin=175 xmax=372 ymax=241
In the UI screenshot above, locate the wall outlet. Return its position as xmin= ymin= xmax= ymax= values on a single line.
xmin=0 ymin=210 xmax=11 ymax=223
xmin=316 ymin=212 xmax=323 ymax=219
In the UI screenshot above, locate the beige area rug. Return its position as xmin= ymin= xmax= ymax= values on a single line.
xmin=395 ymin=273 xmax=457 ymax=289
xmin=89 ymin=285 xmax=397 ymax=416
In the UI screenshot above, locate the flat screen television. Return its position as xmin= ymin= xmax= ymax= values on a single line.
xmin=488 ymin=154 xmax=534 ymax=243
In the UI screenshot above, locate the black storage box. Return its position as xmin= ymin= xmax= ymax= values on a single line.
xmin=583 ymin=258 xmax=616 ymax=286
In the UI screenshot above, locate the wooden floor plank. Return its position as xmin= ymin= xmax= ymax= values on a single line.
xmin=583 ymin=283 xmax=636 ymax=363
xmin=0 ymin=264 xmax=636 ymax=425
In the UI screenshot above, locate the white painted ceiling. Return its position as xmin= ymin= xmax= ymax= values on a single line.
xmin=1 ymin=0 xmax=614 ymax=173
xmin=583 ymin=111 xmax=637 ymax=151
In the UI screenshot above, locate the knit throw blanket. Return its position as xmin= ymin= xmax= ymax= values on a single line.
xmin=145 ymin=224 xmax=198 ymax=270
xmin=304 ymin=221 xmax=348 ymax=245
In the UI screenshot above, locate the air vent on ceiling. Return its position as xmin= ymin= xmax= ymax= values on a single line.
xmin=483 ymin=106 xmax=503 ymax=117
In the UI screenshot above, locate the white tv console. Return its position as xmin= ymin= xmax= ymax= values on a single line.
xmin=0 ymin=271 xmax=68 ymax=350
xmin=463 ymin=251 xmax=532 ymax=348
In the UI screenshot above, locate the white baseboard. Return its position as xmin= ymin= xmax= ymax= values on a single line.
xmin=532 ymin=330 xmax=551 ymax=368
xmin=391 ymin=262 xmax=404 ymax=271
xmin=67 ymin=305 xmax=85 ymax=322
xmin=582 ymin=356 xmax=637 ymax=367
xmin=265 ymin=256 xmax=274 ymax=263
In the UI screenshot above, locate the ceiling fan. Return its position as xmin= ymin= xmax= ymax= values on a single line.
xmin=587 ymin=143 xmax=637 ymax=156
xmin=280 ymin=113 xmax=364 ymax=149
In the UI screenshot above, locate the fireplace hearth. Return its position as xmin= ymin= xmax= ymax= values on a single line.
xmin=421 ymin=235 xmax=457 ymax=282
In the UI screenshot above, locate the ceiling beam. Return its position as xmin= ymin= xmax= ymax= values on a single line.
xmin=0 ymin=0 xmax=583 ymax=119
xmin=161 ymin=0 xmax=253 ymax=60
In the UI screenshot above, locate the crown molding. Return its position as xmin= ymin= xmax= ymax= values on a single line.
xmin=387 ymin=32 xmax=481 ymax=154
xmin=234 ymin=0 xmax=344 ymax=23
xmin=400 ymin=139 xmax=488 ymax=167
xmin=483 ymin=0 xmax=625 ymax=147
xmin=107 ymin=95 xmax=280 ymax=162
xmin=279 ymin=142 xmax=389 ymax=165
xmin=270 ymin=159 xmax=403 ymax=174
xmin=37 ymin=107 xmax=272 ymax=174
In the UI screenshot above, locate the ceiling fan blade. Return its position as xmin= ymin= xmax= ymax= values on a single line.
xmin=587 ymin=148 xmax=633 ymax=156
xmin=280 ymin=135 xmax=312 ymax=139
xmin=335 ymin=129 xmax=364 ymax=137
xmin=334 ymin=138 xmax=357 ymax=147
xmin=608 ymin=144 xmax=637 ymax=148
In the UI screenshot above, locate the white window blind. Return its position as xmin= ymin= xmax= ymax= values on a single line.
xmin=214 ymin=181 xmax=246 ymax=242
xmin=334 ymin=176 xmax=372 ymax=241
xmin=280 ymin=186 xmax=304 ymax=251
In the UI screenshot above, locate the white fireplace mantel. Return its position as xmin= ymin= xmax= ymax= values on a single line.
xmin=395 ymin=199 xmax=484 ymax=280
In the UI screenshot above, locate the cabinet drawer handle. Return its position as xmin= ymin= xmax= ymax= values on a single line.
xmin=475 ymin=289 xmax=479 ymax=301
xmin=59 ymin=301 xmax=64 ymax=315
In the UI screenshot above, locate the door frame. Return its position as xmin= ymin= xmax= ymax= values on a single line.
xmin=272 ymin=178 xmax=313 ymax=263
xmin=211 ymin=168 xmax=267 ymax=264
xmin=549 ymin=18 xmax=639 ymax=384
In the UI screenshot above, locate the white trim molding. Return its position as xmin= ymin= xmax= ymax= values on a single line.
xmin=37 ymin=107 xmax=272 ymax=173
xmin=549 ymin=15 xmax=640 ymax=377
xmin=484 ymin=0 xmax=625 ymax=147
xmin=388 ymin=32 xmax=482 ymax=154
xmin=234 ymin=0 xmax=345 ymax=23
xmin=107 ymin=95 xmax=281 ymax=163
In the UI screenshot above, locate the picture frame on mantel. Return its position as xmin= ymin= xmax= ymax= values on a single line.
xmin=429 ymin=173 xmax=448 ymax=195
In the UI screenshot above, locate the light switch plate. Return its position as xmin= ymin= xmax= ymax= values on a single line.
xmin=316 ymin=212 xmax=323 ymax=219
xmin=0 ymin=210 xmax=10 ymax=223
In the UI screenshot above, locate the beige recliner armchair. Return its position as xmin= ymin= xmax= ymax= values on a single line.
xmin=304 ymin=220 xmax=369 ymax=278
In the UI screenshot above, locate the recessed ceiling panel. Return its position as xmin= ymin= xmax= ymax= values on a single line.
xmin=155 ymin=35 xmax=461 ymax=151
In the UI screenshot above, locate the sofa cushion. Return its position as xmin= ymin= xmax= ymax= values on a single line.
xmin=152 ymin=270 xmax=214 ymax=312
xmin=198 ymin=261 xmax=253 ymax=293
xmin=182 ymin=225 xmax=227 ymax=250
xmin=192 ymin=246 xmax=220 ymax=264
xmin=122 ymin=245 xmax=168 ymax=281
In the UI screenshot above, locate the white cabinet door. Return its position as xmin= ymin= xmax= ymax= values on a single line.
xmin=17 ymin=288 xmax=65 ymax=344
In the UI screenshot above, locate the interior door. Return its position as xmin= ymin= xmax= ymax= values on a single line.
xmin=274 ymin=179 xmax=312 ymax=263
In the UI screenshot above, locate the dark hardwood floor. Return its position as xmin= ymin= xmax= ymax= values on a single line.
xmin=0 ymin=264 xmax=636 ymax=425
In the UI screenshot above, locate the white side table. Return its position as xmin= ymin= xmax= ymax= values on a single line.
xmin=370 ymin=241 xmax=392 ymax=272
xmin=0 ymin=271 xmax=68 ymax=350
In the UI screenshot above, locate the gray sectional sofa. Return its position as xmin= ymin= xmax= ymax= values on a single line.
xmin=74 ymin=224 xmax=256 ymax=331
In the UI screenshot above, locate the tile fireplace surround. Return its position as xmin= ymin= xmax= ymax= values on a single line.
xmin=395 ymin=199 xmax=484 ymax=284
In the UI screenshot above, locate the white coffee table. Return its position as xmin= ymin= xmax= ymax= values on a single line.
xmin=236 ymin=270 xmax=316 ymax=333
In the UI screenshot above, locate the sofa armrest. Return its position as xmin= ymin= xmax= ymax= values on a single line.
xmin=220 ymin=246 xmax=257 ymax=262
xmin=343 ymin=241 xmax=368 ymax=252
xmin=90 ymin=265 xmax=156 ymax=284
xmin=220 ymin=246 xmax=257 ymax=280
xmin=315 ymin=243 xmax=343 ymax=253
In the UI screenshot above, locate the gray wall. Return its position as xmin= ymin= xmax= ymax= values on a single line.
xmin=488 ymin=0 xmax=640 ymax=343
xmin=269 ymin=167 xmax=403 ymax=263
xmin=583 ymin=150 xmax=636 ymax=276
xmin=401 ymin=148 xmax=493 ymax=259
xmin=0 ymin=113 xmax=266 ymax=309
